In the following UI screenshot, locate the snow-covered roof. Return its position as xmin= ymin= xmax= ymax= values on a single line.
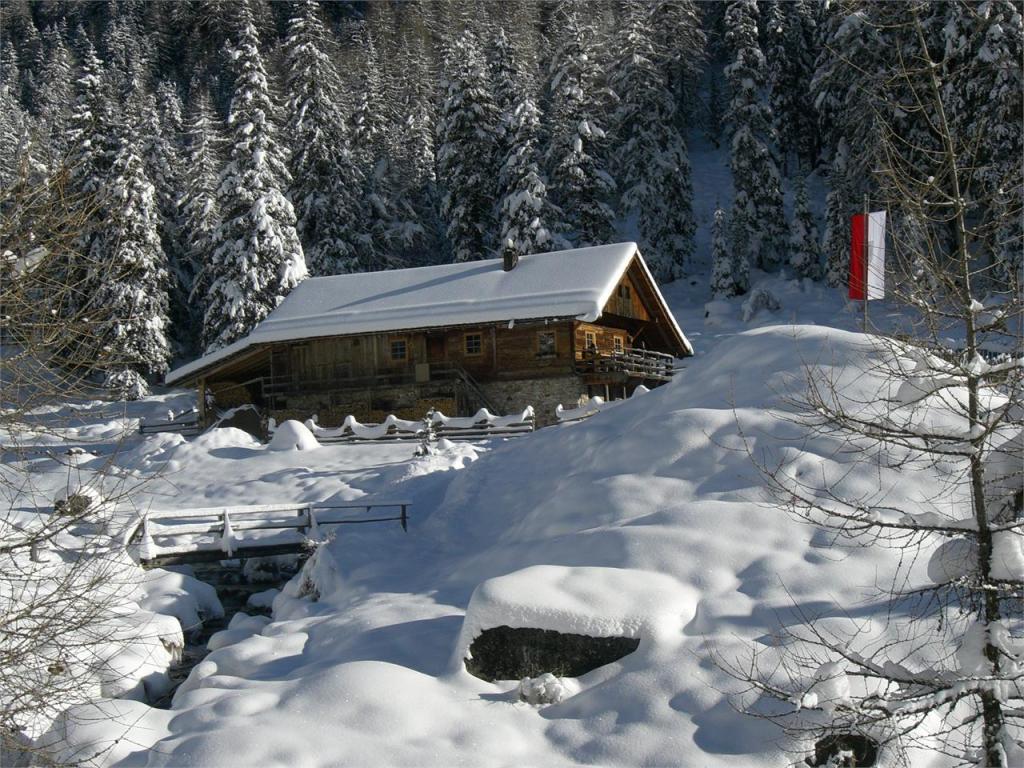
xmin=167 ymin=242 xmax=690 ymax=385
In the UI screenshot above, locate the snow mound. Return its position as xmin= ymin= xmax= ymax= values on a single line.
xmin=268 ymin=420 xmax=320 ymax=451
xmin=139 ymin=568 xmax=225 ymax=633
xmin=455 ymin=565 xmax=696 ymax=667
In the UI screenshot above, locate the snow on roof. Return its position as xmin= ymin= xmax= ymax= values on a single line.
xmin=167 ymin=242 xmax=690 ymax=385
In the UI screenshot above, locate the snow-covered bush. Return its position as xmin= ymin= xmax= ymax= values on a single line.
xmin=740 ymin=285 xmax=781 ymax=322
xmin=104 ymin=369 xmax=149 ymax=401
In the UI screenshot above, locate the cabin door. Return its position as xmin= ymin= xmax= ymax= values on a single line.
xmin=426 ymin=334 xmax=445 ymax=363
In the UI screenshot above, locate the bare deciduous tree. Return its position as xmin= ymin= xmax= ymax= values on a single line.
xmin=2 ymin=162 xmax=178 ymax=764
xmin=724 ymin=5 xmax=1022 ymax=766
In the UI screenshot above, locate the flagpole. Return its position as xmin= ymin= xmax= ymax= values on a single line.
xmin=863 ymin=192 xmax=869 ymax=333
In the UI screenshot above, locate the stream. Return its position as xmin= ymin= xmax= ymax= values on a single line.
xmin=151 ymin=557 xmax=304 ymax=709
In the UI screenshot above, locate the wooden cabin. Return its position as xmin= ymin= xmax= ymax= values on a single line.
xmin=165 ymin=242 xmax=692 ymax=427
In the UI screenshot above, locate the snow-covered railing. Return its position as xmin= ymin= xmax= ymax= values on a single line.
xmin=574 ymin=348 xmax=676 ymax=382
xmin=298 ymin=407 xmax=535 ymax=444
xmin=125 ymin=500 xmax=410 ymax=566
xmin=556 ymin=387 xmax=649 ymax=423
xmin=431 ymin=407 xmax=535 ymax=438
xmin=139 ymin=408 xmax=201 ymax=436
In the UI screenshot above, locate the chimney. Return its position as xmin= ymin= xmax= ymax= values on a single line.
xmin=502 ymin=241 xmax=519 ymax=272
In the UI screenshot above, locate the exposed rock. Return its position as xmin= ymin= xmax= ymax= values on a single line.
xmin=465 ymin=625 xmax=639 ymax=682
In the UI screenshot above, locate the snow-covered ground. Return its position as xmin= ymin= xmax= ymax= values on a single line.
xmin=4 ymin=271 xmax=989 ymax=767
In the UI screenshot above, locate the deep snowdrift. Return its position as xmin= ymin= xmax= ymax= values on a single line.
xmin=84 ymin=324 xmax=958 ymax=767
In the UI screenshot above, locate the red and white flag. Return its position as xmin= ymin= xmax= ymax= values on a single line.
xmin=848 ymin=211 xmax=886 ymax=300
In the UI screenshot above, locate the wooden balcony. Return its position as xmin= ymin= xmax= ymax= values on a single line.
xmin=574 ymin=347 xmax=676 ymax=383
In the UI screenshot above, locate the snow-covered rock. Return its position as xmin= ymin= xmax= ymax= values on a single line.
xmin=455 ymin=565 xmax=696 ymax=669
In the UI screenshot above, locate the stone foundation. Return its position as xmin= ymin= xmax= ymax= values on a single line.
xmin=480 ymin=376 xmax=586 ymax=427
xmin=263 ymin=375 xmax=585 ymax=428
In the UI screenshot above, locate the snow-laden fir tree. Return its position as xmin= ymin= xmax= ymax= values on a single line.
xmin=810 ymin=3 xmax=886 ymax=188
xmin=62 ymin=36 xmax=117 ymax=330
xmin=492 ymin=28 xmax=563 ymax=258
xmin=436 ymin=30 xmax=499 ymax=261
xmin=724 ymin=0 xmax=787 ymax=271
xmin=821 ymin=141 xmax=851 ymax=288
xmin=941 ymin=0 xmax=1023 ymax=287
xmin=87 ymin=130 xmax=170 ymax=399
xmin=648 ymin=0 xmax=706 ymax=128
xmin=788 ymin=173 xmax=820 ymax=279
xmin=347 ymin=23 xmax=401 ymax=271
xmin=178 ymin=83 xmax=221 ymax=353
xmin=387 ymin=26 xmax=441 ymax=265
xmin=611 ymin=2 xmax=696 ymax=281
xmin=36 ymin=22 xmax=73 ymax=163
xmin=710 ymin=205 xmax=744 ymax=298
xmin=0 ymin=61 xmax=34 ymax=190
xmin=283 ymin=0 xmax=363 ymax=277
xmin=203 ymin=12 xmax=307 ymax=352
xmin=544 ymin=1 xmax=617 ymax=248
xmin=764 ymin=0 xmax=818 ymax=173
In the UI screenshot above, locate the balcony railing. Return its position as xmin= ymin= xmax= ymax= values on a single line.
xmin=574 ymin=347 xmax=676 ymax=382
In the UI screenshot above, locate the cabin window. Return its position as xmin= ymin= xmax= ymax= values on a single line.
xmin=584 ymin=331 xmax=597 ymax=350
xmin=613 ymin=335 xmax=624 ymax=353
xmin=537 ymin=331 xmax=556 ymax=357
xmin=390 ymin=338 xmax=407 ymax=361
xmin=618 ymin=284 xmax=631 ymax=300
xmin=464 ymin=333 xmax=483 ymax=356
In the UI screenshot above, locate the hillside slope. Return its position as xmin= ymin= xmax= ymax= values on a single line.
xmin=88 ymin=323 xmax=956 ymax=767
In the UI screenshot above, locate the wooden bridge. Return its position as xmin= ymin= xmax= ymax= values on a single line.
xmin=124 ymin=500 xmax=410 ymax=567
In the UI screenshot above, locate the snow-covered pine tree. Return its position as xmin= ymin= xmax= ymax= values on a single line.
xmin=436 ymin=29 xmax=499 ymax=261
xmin=36 ymin=23 xmax=73 ymax=164
xmin=821 ymin=141 xmax=851 ymax=288
xmin=140 ymin=91 xmax=183 ymax=262
xmin=62 ymin=36 xmax=117 ymax=330
xmin=387 ymin=24 xmax=441 ymax=265
xmin=103 ymin=11 xmax=149 ymax=102
xmin=941 ymin=0 xmax=1023 ymax=287
xmin=203 ymin=12 xmax=307 ymax=352
xmin=764 ymin=0 xmax=818 ymax=173
xmin=648 ymin=0 xmax=706 ymax=128
xmin=0 ymin=60 xmax=34 ymax=190
xmin=87 ymin=128 xmax=171 ymax=399
xmin=283 ymin=0 xmax=363 ymax=277
xmin=347 ymin=22 xmax=400 ymax=271
xmin=611 ymin=2 xmax=695 ymax=282
xmin=810 ymin=3 xmax=885 ymax=186
xmin=709 ymin=205 xmax=742 ymax=298
xmin=492 ymin=28 xmax=563 ymax=258
xmin=724 ymin=0 xmax=787 ymax=272
xmin=788 ymin=173 xmax=821 ymax=279
xmin=179 ymin=81 xmax=221 ymax=318
xmin=544 ymin=1 xmax=617 ymax=248
xmin=729 ymin=207 xmax=751 ymax=296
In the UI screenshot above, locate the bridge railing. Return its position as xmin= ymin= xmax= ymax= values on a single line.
xmin=126 ymin=500 xmax=410 ymax=566
xmin=139 ymin=409 xmax=201 ymax=436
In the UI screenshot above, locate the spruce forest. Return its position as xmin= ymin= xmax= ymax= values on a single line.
xmin=1 ymin=0 xmax=1020 ymax=396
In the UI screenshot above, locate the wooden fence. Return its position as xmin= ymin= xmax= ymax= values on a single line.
xmin=124 ymin=499 xmax=410 ymax=566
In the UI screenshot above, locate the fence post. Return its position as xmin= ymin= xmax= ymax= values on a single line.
xmin=221 ymin=510 xmax=235 ymax=557
xmin=138 ymin=514 xmax=157 ymax=563
xmin=400 ymin=504 xmax=408 ymax=532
